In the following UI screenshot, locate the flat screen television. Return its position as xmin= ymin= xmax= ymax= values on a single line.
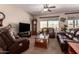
xmin=19 ymin=23 xmax=30 ymax=32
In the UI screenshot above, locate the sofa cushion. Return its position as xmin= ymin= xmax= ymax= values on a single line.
xmin=65 ymin=32 xmax=74 ymax=40
xmin=70 ymin=30 xmax=74 ymax=34
xmin=2 ymin=24 xmax=16 ymax=40
xmin=0 ymin=29 xmax=15 ymax=47
xmin=58 ymin=35 xmax=65 ymax=44
xmin=66 ymin=33 xmax=72 ymax=38
xmin=4 ymin=24 xmax=16 ymax=40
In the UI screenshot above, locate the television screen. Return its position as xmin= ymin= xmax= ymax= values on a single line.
xmin=19 ymin=23 xmax=30 ymax=32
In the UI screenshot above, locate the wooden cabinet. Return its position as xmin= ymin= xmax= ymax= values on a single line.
xmin=32 ymin=19 xmax=37 ymax=35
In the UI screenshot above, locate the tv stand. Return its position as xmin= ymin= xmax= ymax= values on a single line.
xmin=18 ymin=31 xmax=31 ymax=37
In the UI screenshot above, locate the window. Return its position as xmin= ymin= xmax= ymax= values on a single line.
xmin=77 ymin=20 xmax=79 ymax=27
xmin=67 ymin=19 xmax=79 ymax=29
xmin=75 ymin=20 xmax=79 ymax=28
xmin=40 ymin=20 xmax=59 ymax=30
xmin=68 ymin=20 xmax=74 ymax=29
xmin=40 ymin=21 xmax=47 ymax=30
xmin=48 ymin=20 xmax=59 ymax=29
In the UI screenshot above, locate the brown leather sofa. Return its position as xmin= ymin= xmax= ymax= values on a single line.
xmin=57 ymin=32 xmax=69 ymax=53
xmin=57 ymin=29 xmax=79 ymax=53
xmin=0 ymin=26 xmax=30 ymax=54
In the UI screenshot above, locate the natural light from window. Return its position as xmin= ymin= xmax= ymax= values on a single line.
xmin=68 ymin=20 xmax=74 ymax=29
xmin=40 ymin=21 xmax=47 ymax=29
xmin=40 ymin=20 xmax=59 ymax=30
xmin=48 ymin=20 xmax=59 ymax=29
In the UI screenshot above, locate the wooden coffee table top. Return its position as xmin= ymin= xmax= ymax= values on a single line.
xmin=35 ymin=34 xmax=49 ymax=42
xmin=35 ymin=34 xmax=49 ymax=48
xmin=68 ymin=42 xmax=79 ymax=54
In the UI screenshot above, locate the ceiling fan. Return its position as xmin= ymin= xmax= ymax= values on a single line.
xmin=43 ymin=4 xmax=56 ymax=12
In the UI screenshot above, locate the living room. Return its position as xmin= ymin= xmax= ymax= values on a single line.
xmin=0 ymin=4 xmax=79 ymax=54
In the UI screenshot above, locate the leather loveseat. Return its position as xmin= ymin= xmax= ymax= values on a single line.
xmin=57 ymin=28 xmax=79 ymax=53
xmin=0 ymin=25 xmax=30 ymax=54
xmin=57 ymin=31 xmax=69 ymax=53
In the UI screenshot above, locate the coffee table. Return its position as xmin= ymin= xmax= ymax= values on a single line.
xmin=34 ymin=34 xmax=49 ymax=48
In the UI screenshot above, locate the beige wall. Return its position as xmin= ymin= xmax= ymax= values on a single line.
xmin=0 ymin=5 xmax=33 ymax=33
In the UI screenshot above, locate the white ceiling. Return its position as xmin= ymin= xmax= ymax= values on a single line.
xmin=16 ymin=4 xmax=79 ymax=16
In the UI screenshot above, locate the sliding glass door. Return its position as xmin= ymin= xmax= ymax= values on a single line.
xmin=48 ymin=20 xmax=59 ymax=29
xmin=40 ymin=19 xmax=59 ymax=30
xmin=40 ymin=21 xmax=47 ymax=30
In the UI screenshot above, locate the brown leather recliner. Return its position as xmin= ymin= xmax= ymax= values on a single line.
xmin=0 ymin=28 xmax=30 ymax=54
xmin=48 ymin=28 xmax=55 ymax=38
xmin=42 ymin=28 xmax=55 ymax=38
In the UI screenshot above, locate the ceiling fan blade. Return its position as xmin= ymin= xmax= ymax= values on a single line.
xmin=49 ymin=6 xmax=56 ymax=8
xmin=48 ymin=9 xmax=52 ymax=12
xmin=42 ymin=4 xmax=55 ymax=12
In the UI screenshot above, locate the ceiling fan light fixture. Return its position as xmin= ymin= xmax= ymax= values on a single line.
xmin=43 ymin=8 xmax=48 ymax=11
